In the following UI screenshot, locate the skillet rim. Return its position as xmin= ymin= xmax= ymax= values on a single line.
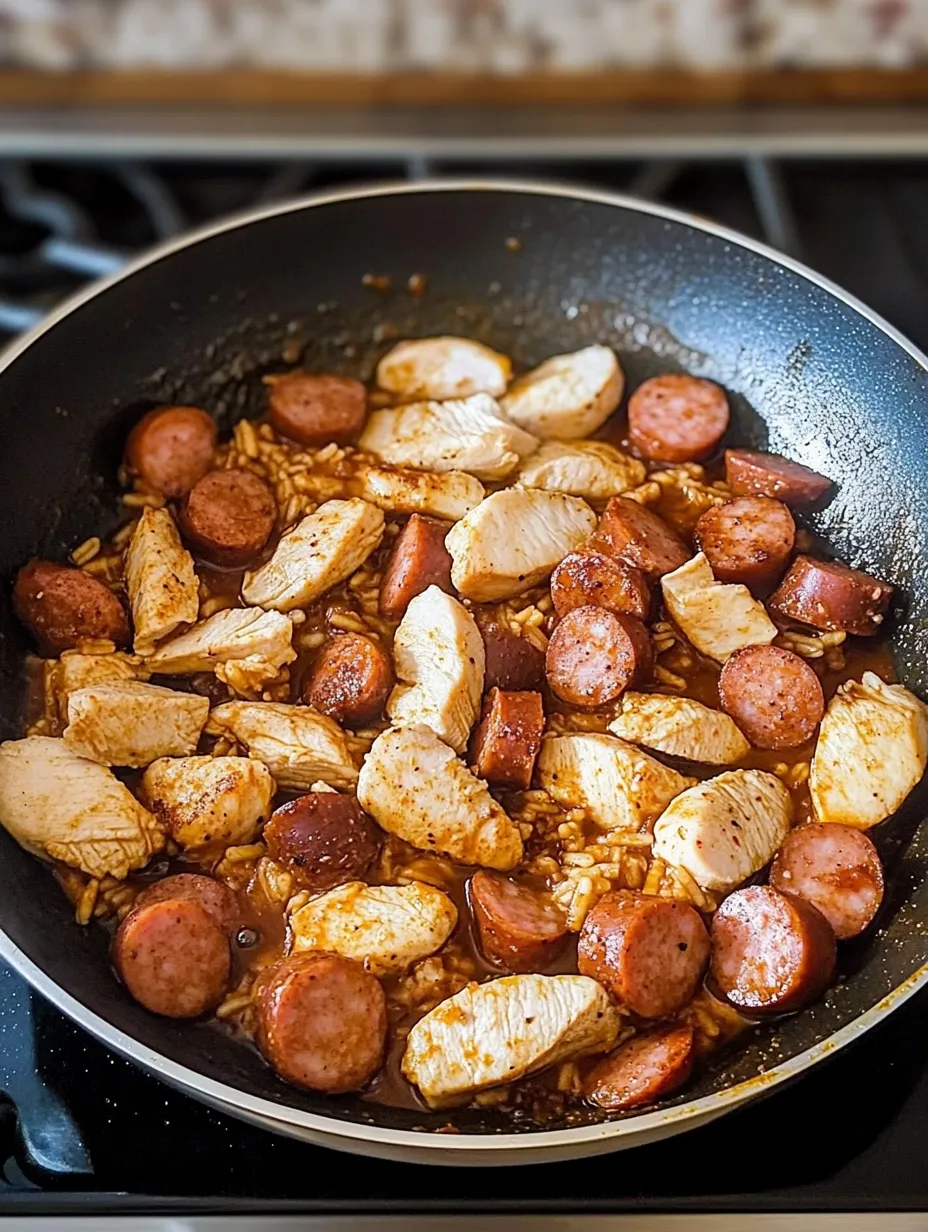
xmin=0 ymin=177 xmax=926 ymax=1156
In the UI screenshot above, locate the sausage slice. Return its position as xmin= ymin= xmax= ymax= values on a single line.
xmin=303 ymin=633 xmax=393 ymax=726
xmin=725 ymin=449 xmax=833 ymax=508
xmin=267 ymin=372 xmax=367 ymax=446
xmin=578 ymin=891 xmax=710 ymax=1018
xmin=471 ymin=688 xmax=544 ymax=790
xmin=14 ymin=560 xmax=130 ymax=655
xmin=718 ymin=643 xmax=824 ymax=750
xmin=179 ymin=469 xmax=276 ymax=567
xmin=470 ymin=870 xmax=568 ymax=972
xmin=125 ymin=406 xmax=217 ymax=499
xmin=593 ymin=497 xmax=690 ymax=582
xmin=710 ymin=884 xmax=836 ymax=1014
xmin=768 ymin=555 xmax=893 ymax=636
xmin=770 ymin=823 xmax=883 ymax=940
xmin=550 ymin=550 xmax=651 ymax=622
xmin=479 ymin=619 xmax=545 ymax=692
xmin=583 ymin=1024 xmax=695 ymax=1111
xmin=546 ymin=607 xmax=652 ymax=709
xmin=134 ymin=873 xmax=242 ymax=938
xmin=263 ymin=792 xmax=381 ymax=893
xmin=378 ymin=514 xmax=454 ymax=620
xmin=627 ymin=374 xmax=730 ymax=464
xmin=694 ymin=496 xmax=795 ymax=590
xmin=256 ymin=952 xmax=387 ymax=1093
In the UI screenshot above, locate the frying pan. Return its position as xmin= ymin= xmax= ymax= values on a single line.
xmin=0 ymin=180 xmax=927 ymax=1166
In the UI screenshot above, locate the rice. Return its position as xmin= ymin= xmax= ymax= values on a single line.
xmin=70 ymin=536 xmax=101 ymax=567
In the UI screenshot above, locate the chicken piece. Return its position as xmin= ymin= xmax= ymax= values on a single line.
xmin=357 ymin=725 xmax=522 ymax=870
xmin=515 ymin=440 xmax=646 ymax=501
xmin=402 ymin=973 xmax=620 ymax=1108
xmin=0 ymin=736 xmax=164 ymax=878
xmin=537 ymin=732 xmax=694 ymax=832
xmin=358 ymin=393 xmax=537 ymax=482
xmin=205 ymin=701 xmax=360 ymax=790
xmin=290 ymin=879 xmax=457 ymax=976
xmin=387 ymin=586 xmax=484 ymax=753
xmin=242 ymin=499 xmax=384 ymax=612
xmin=139 ymin=754 xmax=275 ymax=851
xmin=810 ymin=672 xmax=928 ymax=830
xmin=609 ymin=693 xmax=750 ymax=765
xmin=125 ymin=507 xmax=200 ymax=654
xmin=63 ymin=681 xmax=208 ymax=768
xmin=445 ymin=489 xmax=596 ymax=602
xmin=375 ymin=335 xmax=511 ymax=401
xmin=147 ymin=607 xmax=295 ymax=675
xmin=661 ymin=552 xmax=777 ymax=663
xmin=500 ymin=345 xmax=624 ymax=440
xmin=48 ymin=652 xmax=150 ymax=727
xmin=353 ymin=465 xmax=484 ymax=522
xmin=653 ymin=768 xmax=792 ymax=892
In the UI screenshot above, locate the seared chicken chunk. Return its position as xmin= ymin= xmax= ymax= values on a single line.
xmin=358 ymin=725 xmax=522 ymax=870
xmin=353 ymin=465 xmax=484 ymax=522
xmin=661 ymin=553 xmax=777 ymax=663
xmin=402 ymin=973 xmax=620 ymax=1108
xmin=609 ymin=693 xmax=750 ymax=765
xmin=289 ymin=879 xmax=457 ymax=976
xmin=810 ymin=672 xmax=928 ymax=830
xmin=500 ymin=345 xmax=624 ymax=440
xmin=0 ymin=736 xmax=163 ymax=878
xmin=139 ymin=754 xmax=274 ymax=851
xmin=359 ymin=393 xmax=537 ymax=482
xmin=125 ymin=507 xmax=199 ymax=654
xmin=206 ymin=701 xmax=360 ymax=790
xmin=242 ymin=499 xmax=384 ymax=612
xmin=387 ymin=586 xmax=485 ymax=753
xmin=652 ymin=768 xmax=792 ymax=892
xmin=515 ymin=439 xmax=645 ymax=501
xmin=48 ymin=651 xmax=150 ymax=727
xmin=147 ymin=607 xmax=295 ymax=675
xmin=537 ymin=732 xmax=694 ymax=831
xmin=376 ymin=335 xmax=511 ymax=401
xmin=63 ymin=681 xmax=208 ymax=767
xmin=445 ymin=488 xmax=596 ymax=602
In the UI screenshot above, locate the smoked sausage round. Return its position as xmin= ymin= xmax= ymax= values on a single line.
xmin=545 ymin=607 xmax=652 ymax=709
xmin=378 ymin=514 xmax=454 ymax=621
xmin=718 ymin=643 xmax=824 ymax=750
xmin=768 ymin=555 xmax=893 ymax=637
xmin=583 ymin=1024 xmax=695 ymax=1111
xmin=179 ymin=468 xmax=276 ymax=567
xmin=769 ymin=823 xmax=883 ymax=940
xmin=303 ymin=633 xmax=393 ymax=726
xmin=267 ymin=372 xmax=367 ymax=446
xmin=134 ymin=873 xmax=242 ymax=938
xmin=550 ymin=550 xmax=651 ymax=622
xmin=627 ymin=374 xmax=730 ymax=464
xmin=593 ymin=497 xmax=690 ymax=582
xmin=470 ymin=870 xmax=568 ymax=973
xmin=14 ymin=559 xmax=130 ymax=655
xmin=125 ymin=406 xmax=217 ymax=499
xmin=725 ymin=449 xmax=832 ymax=508
xmin=263 ymin=792 xmax=381 ymax=894
xmin=694 ymin=496 xmax=795 ymax=589
xmin=470 ymin=688 xmax=544 ymax=791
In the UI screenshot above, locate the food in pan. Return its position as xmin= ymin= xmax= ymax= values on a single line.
xmin=2 ymin=333 xmax=920 ymax=1122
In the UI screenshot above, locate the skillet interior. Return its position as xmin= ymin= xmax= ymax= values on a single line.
xmin=1 ymin=184 xmax=927 ymax=1137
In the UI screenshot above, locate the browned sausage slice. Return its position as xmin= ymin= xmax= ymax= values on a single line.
xmin=378 ymin=514 xmax=454 ymax=620
xmin=14 ymin=559 xmax=130 ymax=655
xmin=593 ymin=497 xmax=690 ymax=582
xmin=113 ymin=898 xmax=230 ymax=1019
xmin=263 ymin=792 xmax=382 ymax=893
xmin=583 ymin=1024 xmax=695 ymax=1111
xmin=550 ymin=550 xmax=651 ymax=621
xmin=718 ymin=643 xmax=824 ymax=750
xmin=725 ymin=449 xmax=833 ymax=508
xmin=267 ymin=372 xmax=367 ymax=446
xmin=545 ymin=607 xmax=652 ymax=709
xmin=179 ymin=468 xmax=276 ymax=567
xmin=471 ymin=688 xmax=544 ymax=790
xmin=694 ymin=496 xmax=795 ymax=589
xmin=768 ymin=555 xmax=893 ymax=636
xmin=628 ymin=374 xmax=730 ymax=464
xmin=710 ymin=884 xmax=836 ymax=1014
xmin=470 ymin=870 xmax=568 ymax=973
xmin=256 ymin=952 xmax=387 ymax=1093
xmin=769 ymin=823 xmax=884 ymax=940
xmin=125 ymin=406 xmax=217 ymax=499
xmin=303 ymin=632 xmax=393 ymax=726
xmin=134 ymin=873 xmax=242 ymax=938
xmin=478 ymin=618 xmax=545 ymax=692
xmin=578 ymin=892 xmax=710 ymax=1018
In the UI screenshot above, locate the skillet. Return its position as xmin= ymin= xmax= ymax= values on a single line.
xmin=0 ymin=180 xmax=927 ymax=1165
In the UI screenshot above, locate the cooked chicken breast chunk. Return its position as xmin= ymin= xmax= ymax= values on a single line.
xmin=500 ymin=345 xmax=624 ymax=440
xmin=357 ymin=725 xmax=523 ymax=870
xmin=402 ymin=973 xmax=620 ymax=1108
xmin=537 ymin=732 xmax=694 ymax=831
xmin=353 ymin=465 xmax=484 ymax=522
xmin=125 ymin=507 xmax=199 ymax=654
xmin=242 ymin=499 xmax=384 ymax=612
xmin=515 ymin=439 xmax=645 ymax=501
xmin=609 ymin=693 xmax=750 ymax=765
xmin=147 ymin=607 xmax=295 ymax=675
xmin=358 ymin=393 xmax=537 ymax=482
xmin=47 ymin=652 xmax=150 ymax=728
xmin=445 ymin=488 xmax=596 ymax=602
xmin=387 ymin=586 xmax=485 ymax=753
xmin=206 ymin=701 xmax=359 ymax=790
xmin=810 ymin=672 xmax=928 ymax=830
xmin=63 ymin=681 xmax=208 ymax=767
xmin=139 ymin=754 xmax=274 ymax=851
xmin=376 ymin=335 xmax=511 ymax=401
xmin=652 ymin=768 xmax=792 ymax=892
xmin=0 ymin=736 xmax=164 ymax=879
xmin=661 ymin=553 xmax=777 ymax=663
xmin=289 ymin=879 xmax=457 ymax=976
